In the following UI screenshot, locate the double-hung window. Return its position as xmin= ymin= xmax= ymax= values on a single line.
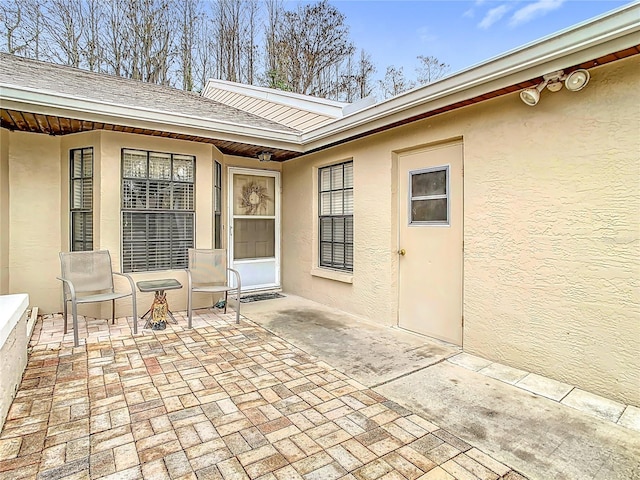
xmin=214 ymin=161 xmax=222 ymax=248
xmin=70 ymin=147 xmax=93 ymax=251
xmin=121 ymin=149 xmax=195 ymax=272
xmin=319 ymin=161 xmax=353 ymax=271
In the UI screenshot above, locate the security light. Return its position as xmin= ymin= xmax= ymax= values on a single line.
xmin=257 ymin=151 xmax=272 ymax=162
xmin=519 ymin=69 xmax=591 ymax=106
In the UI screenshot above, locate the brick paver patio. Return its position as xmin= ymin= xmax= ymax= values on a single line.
xmin=0 ymin=309 xmax=527 ymax=479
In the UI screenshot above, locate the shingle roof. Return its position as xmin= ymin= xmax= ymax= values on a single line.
xmin=0 ymin=53 xmax=299 ymax=134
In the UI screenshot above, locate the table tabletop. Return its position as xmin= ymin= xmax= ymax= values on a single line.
xmin=136 ymin=278 xmax=183 ymax=292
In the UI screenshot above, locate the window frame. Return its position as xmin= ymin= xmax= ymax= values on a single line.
xmin=69 ymin=147 xmax=93 ymax=251
xmin=120 ymin=148 xmax=196 ymax=273
xmin=408 ymin=165 xmax=450 ymax=226
xmin=214 ymin=160 xmax=222 ymax=249
xmin=318 ymin=161 xmax=354 ymax=272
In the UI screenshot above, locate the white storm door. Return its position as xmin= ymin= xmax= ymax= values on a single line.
xmin=228 ymin=168 xmax=280 ymax=291
xmin=398 ymin=142 xmax=463 ymax=345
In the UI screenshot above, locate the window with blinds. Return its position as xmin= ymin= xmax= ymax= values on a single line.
xmin=70 ymin=147 xmax=93 ymax=251
xmin=319 ymin=161 xmax=353 ymax=271
xmin=214 ymin=161 xmax=222 ymax=249
xmin=121 ymin=149 xmax=195 ymax=272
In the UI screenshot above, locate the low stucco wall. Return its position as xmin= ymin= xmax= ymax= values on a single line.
xmin=282 ymin=56 xmax=639 ymax=405
xmin=0 ymin=293 xmax=29 ymax=430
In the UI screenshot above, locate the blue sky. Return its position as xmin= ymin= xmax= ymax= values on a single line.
xmin=329 ymin=0 xmax=632 ymax=83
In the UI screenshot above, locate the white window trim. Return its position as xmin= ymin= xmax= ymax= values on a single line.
xmin=408 ymin=164 xmax=451 ymax=227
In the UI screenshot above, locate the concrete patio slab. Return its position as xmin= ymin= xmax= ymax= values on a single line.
xmin=561 ymin=388 xmax=626 ymax=423
xmin=477 ymin=363 xmax=528 ymax=385
xmin=241 ymin=295 xmax=461 ymax=387
xmin=374 ymin=361 xmax=640 ymax=480
xmin=447 ymin=353 xmax=493 ymax=372
xmin=240 ymin=294 xmax=640 ymax=480
xmin=618 ymin=405 xmax=640 ymax=432
xmin=514 ymin=373 xmax=573 ymax=402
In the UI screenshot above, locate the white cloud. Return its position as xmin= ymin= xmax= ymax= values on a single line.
xmin=478 ymin=4 xmax=511 ymax=29
xmin=417 ymin=26 xmax=437 ymax=43
xmin=509 ymin=0 xmax=566 ymax=27
xmin=463 ymin=8 xmax=475 ymax=18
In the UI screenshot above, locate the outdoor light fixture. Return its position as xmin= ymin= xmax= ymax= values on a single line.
xmin=564 ymin=69 xmax=590 ymax=91
xmin=519 ymin=69 xmax=590 ymax=106
xmin=257 ymin=151 xmax=272 ymax=162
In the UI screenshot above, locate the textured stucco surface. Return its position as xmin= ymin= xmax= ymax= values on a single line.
xmin=9 ymin=132 xmax=62 ymax=310
xmin=0 ymin=129 xmax=9 ymax=294
xmin=282 ymin=56 xmax=639 ymax=405
xmin=3 ymin=129 xmax=282 ymax=315
xmin=2 ymin=56 xmax=638 ymax=404
xmin=461 ymin=57 xmax=640 ymax=406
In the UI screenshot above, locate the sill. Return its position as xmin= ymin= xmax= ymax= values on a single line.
xmin=311 ymin=267 xmax=353 ymax=284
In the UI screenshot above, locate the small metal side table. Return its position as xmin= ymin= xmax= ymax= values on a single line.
xmin=137 ymin=279 xmax=183 ymax=330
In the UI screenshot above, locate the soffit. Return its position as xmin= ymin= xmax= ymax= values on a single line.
xmin=202 ymin=84 xmax=339 ymax=132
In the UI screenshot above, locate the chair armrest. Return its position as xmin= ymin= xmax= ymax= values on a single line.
xmin=227 ymin=268 xmax=241 ymax=295
xmin=113 ymin=271 xmax=136 ymax=293
xmin=56 ymin=276 xmax=77 ymax=301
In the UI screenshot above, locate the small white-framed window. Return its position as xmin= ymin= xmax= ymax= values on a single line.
xmin=409 ymin=165 xmax=449 ymax=225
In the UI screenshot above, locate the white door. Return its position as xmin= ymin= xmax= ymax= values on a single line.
xmin=398 ymin=142 xmax=463 ymax=345
xmin=228 ymin=168 xmax=280 ymax=291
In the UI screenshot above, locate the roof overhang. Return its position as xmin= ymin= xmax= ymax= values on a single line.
xmin=0 ymin=84 xmax=305 ymax=158
xmin=1 ymin=3 xmax=638 ymax=161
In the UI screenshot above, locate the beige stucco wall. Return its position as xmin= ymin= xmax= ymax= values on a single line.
xmin=462 ymin=57 xmax=640 ymax=406
xmin=8 ymin=132 xmax=62 ymax=310
xmin=282 ymin=56 xmax=639 ymax=405
xmin=0 ymin=128 xmax=9 ymax=294
xmin=2 ymin=55 xmax=637 ymax=404
xmin=3 ymin=128 xmax=282 ymax=317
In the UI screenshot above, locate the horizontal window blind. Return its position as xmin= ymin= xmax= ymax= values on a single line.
xmin=70 ymin=147 xmax=93 ymax=251
xmin=121 ymin=149 xmax=195 ymax=272
xmin=319 ymin=161 xmax=353 ymax=272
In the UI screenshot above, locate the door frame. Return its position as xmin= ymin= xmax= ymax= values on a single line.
xmin=227 ymin=166 xmax=281 ymax=291
xmin=396 ymin=141 xmax=464 ymax=345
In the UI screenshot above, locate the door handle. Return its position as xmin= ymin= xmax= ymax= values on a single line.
xmin=398 ymin=249 xmax=406 ymax=256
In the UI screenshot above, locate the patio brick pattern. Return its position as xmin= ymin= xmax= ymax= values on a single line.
xmin=0 ymin=311 xmax=526 ymax=480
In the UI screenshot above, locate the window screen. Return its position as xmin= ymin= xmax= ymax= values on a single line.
xmin=319 ymin=161 xmax=353 ymax=271
xmin=121 ymin=149 xmax=195 ymax=272
xmin=409 ymin=165 xmax=449 ymax=225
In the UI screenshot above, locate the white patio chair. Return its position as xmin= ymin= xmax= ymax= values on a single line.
xmin=186 ymin=248 xmax=241 ymax=328
xmin=58 ymin=250 xmax=137 ymax=346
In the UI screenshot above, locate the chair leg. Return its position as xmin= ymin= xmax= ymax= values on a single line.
xmin=235 ymin=290 xmax=240 ymax=324
xmin=63 ymin=299 xmax=68 ymax=334
xmin=132 ymin=292 xmax=138 ymax=335
xmin=187 ymin=289 xmax=192 ymax=329
xmin=112 ymin=299 xmax=116 ymax=325
xmin=224 ymin=291 xmax=228 ymax=314
xmin=72 ymin=300 xmax=79 ymax=347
